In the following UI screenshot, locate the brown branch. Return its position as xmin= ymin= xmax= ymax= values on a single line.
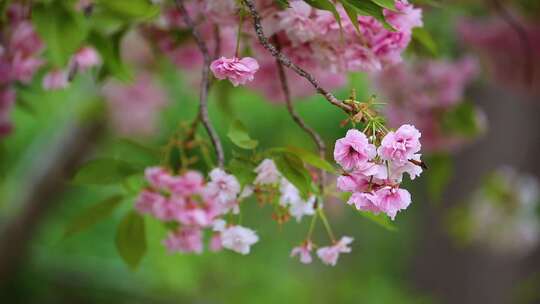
xmin=274 ymin=37 xmax=326 ymax=191
xmin=490 ymin=0 xmax=534 ymax=87
xmin=0 ymin=119 xmax=103 ymax=282
xmin=242 ymin=0 xmax=353 ymax=114
xmin=175 ymin=0 xmax=225 ymax=168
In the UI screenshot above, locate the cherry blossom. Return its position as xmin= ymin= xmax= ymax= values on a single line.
xmin=290 ymin=241 xmax=313 ymax=264
xmin=316 ymin=236 xmax=354 ymax=266
xmin=210 ymin=56 xmax=260 ymax=86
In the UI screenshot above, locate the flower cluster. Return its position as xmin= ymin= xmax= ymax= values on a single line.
xmin=462 ymin=167 xmax=540 ymax=256
xmin=145 ymin=0 xmax=423 ymax=101
xmin=102 ymin=73 xmax=168 ymax=137
xmin=0 ymin=3 xmax=44 ymax=137
xmin=42 ymin=46 xmax=101 ymax=91
xmin=253 ymin=158 xmax=316 ymax=222
xmin=458 ymin=18 xmax=540 ymax=96
xmin=335 ymin=124 xmax=423 ymax=220
xmin=372 ymin=58 xmax=483 ymax=151
xmin=135 ymin=166 xmax=259 ymax=255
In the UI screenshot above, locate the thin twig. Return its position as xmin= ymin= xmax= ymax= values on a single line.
xmin=491 ymin=0 xmax=534 ymax=87
xmin=274 ymin=37 xmax=326 ymax=190
xmin=175 ymin=0 xmax=225 ymax=168
xmin=242 ymin=0 xmax=353 ymax=114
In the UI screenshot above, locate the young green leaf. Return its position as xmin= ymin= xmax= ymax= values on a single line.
xmin=342 ymin=1 xmax=361 ymax=34
xmin=63 ymin=195 xmax=124 ymax=238
xmin=274 ymin=146 xmax=337 ymax=173
xmin=115 ymin=211 xmax=147 ymax=270
xmin=371 ymin=0 xmax=396 ymax=10
xmin=227 ymin=120 xmax=259 ymax=149
xmin=304 ymin=0 xmax=344 ymax=34
xmin=228 ymin=158 xmax=257 ymax=187
xmin=274 ymin=0 xmax=290 ymax=9
xmin=273 ymin=153 xmax=312 ymax=199
xmin=73 ymin=158 xmax=142 ymax=185
xmin=32 ymin=3 xmax=88 ymax=66
xmin=412 ymin=27 xmax=438 ymax=56
xmin=96 ymin=0 xmax=160 ymax=20
xmin=359 ymin=211 xmax=398 ymax=231
xmin=341 ymin=0 xmax=394 ymax=30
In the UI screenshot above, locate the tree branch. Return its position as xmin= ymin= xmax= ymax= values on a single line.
xmin=0 ymin=119 xmax=103 ymax=282
xmin=274 ymin=37 xmax=326 ymax=190
xmin=242 ymin=0 xmax=353 ymax=114
xmin=490 ymin=0 xmax=534 ymax=87
xmin=175 ymin=0 xmax=225 ymax=168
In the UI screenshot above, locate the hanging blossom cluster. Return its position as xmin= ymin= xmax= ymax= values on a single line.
xmin=372 ymin=58 xmax=484 ymax=151
xmin=458 ymin=18 xmax=540 ymax=96
xmin=335 ymin=124 xmax=423 ymax=220
xmin=144 ymin=0 xmax=423 ymax=100
xmin=0 ymin=4 xmax=44 ymax=137
xmin=0 ymin=2 xmax=101 ymax=137
xmin=464 ymin=167 xmax=540 ymax=256
xmin=135 ymin=166 xmax=259 ymax=255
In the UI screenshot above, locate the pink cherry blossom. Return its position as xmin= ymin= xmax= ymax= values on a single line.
xmin=372 ymin=186 xmax=411 ymax=220
xmin=42 ymin=69 xmax=68 ymax=90
xmin=214 ymin=219 xmax=259 ymax=255
xmin=348 ymin=192 xmax=381 ymax=214
xmin=290 ymin=241 xmax=313 ymax=264
xmin=336 ymin=173 xmax=370 ymax=193
xmin=334 ymin=129 xmax=376 ymax=170
xmin=204 ymin=168 xmax=241 ymax=205
xmin=210 ymin=56 xmax=260 ymax=86
xmin=135 ymin=190 xmax=165 ymax=215
xmin=277 ymin=1 xmax=317 ymax=46
xmin=102 ymin=73 xmax=168 ymax=137
xmin=316 ymin=236 xmax=353 ymax=266
xmin=144 ymin=166 xmax=173 ymax=191
xmin=9 ymin=21 xmax=44 ymax=57
xmin=169 ymin=170 xmax=205 ymax=196
xmin=73 ymin=46 xmax=101 ymax=71
xmin=384 ymin=0 xmax=423 ymax=32
xmin=378 ymin=124 xmax=421 ymax=164
xmin=254 ymin=158 xmax=281 ymax=185
xmin=209 ymin=233 xmax=223 ymax=252
xmin=163 ymin=227 xmax=203 ymax=254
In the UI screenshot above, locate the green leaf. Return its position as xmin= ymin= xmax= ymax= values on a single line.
xmin=425 ymin=153 xmax=453 ymax=201
xmin=73 ymin=158 xmax=142 ymax=185
xmin=63 ymin=195 xmax=124 ymax=238
xmin=32 ymin=2 xmax=88 ymax=66
xmin=274 ymin=0 xmax=290 ymax=9
xmin=228 ymin=158 xmax=257 ymax=187
xmin=342 ymin=1 xmax=361 ymax=34
xmin=359 ymin=211 xmax=398 ymax=231
xmin=273 ymin=153 xmax=312 ymax=199
xmin=96 ymin=0 xmax=160 ymax=20
xmin=304 ymin=0 xmax=344 ymax=34
xmin=412 ymin=27 xmax=438 ymax=56
xmin=341 ymin=0 xmax=394 ymax=30
xmin=340 ymin=192 xmax=397 ymax=231
xmin=227 ymin=120 xmax=259 ymax=149
xmin=441 ymin=102 xmax=480 ymax=137
xmin=273 ymin=147 xmax=336 ymax=173
xmin=89 ymin=29 xmax=132 ymax=82
xmin=371 ymin=0 xmax=395 ymax=10
xmin=115 ymin=211 xmax=146 ymax=270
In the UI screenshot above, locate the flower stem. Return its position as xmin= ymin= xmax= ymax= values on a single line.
xmin=317 ymin=207 xmax=336 ymax=243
